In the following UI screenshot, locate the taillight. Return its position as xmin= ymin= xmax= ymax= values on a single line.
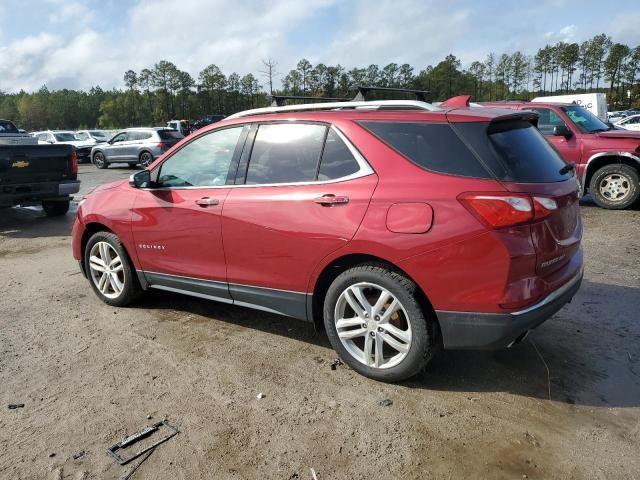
xmin=458 ymin=193 xmax=557 ymax=228
xmin=70 ymin=149 xmax=78 ymax=175
xmin=158 ymin=142 xmax=168 ymax=149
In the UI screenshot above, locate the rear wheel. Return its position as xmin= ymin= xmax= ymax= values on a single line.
xmin=139 ymin=151 xmax=154 ymax=168
xmin=93 ymin=151 xmax=107 ymax=169
xmin=589 ymin=164 xmax=639 ymax=209
xmin=324 ymin=264 xmax=437 ymax=382
xmin=42 ymin=199 xmax=70 ymax=216
xmin=84 ymin=231 xmax=141 ymax=306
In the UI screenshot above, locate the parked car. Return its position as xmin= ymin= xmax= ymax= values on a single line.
xmin=613 ymin=114 xmax=640 ymax=131
xmin=166 ymin=120 xmax=191 ymax=137
xmin=72 ymin=97 xmax=583 ymax=382
xmin=90 ymin=128 xmax=184 ymax=169
xmin=76 ymin=130 xmax=111 ymax=144
xmin=0 ymin=119 xmax=38 ymax=145
xmin=191 ymin=114 xmax=225 ymax=131
xmin=33 ymin=130 xmax=94 ymax=163
xmin=481 ymin=100 xmax=640 ymax=209
xmin=0 ymin=141 xmax=79 ymax=215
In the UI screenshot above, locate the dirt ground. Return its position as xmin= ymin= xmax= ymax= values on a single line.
xmin=1 ymin=164 xmax=639 ymax=479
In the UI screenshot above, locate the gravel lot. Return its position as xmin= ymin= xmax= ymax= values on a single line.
xmin=1 ymin=164 xmax=639 ymax=479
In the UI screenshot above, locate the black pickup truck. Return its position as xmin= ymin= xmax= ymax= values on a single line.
xmin=0 ymin=142 xmax=80 ymax=216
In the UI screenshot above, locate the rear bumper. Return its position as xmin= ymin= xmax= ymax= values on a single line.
xmin=0 ymin=180 xmax=80 ymax=205
xmin=436 ymin=266 xmax=583 ymax=349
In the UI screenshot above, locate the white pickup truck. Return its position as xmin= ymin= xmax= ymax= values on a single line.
xmin=0 ymin=119 xmax=38 ymax=145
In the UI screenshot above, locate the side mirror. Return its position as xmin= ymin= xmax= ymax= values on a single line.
xmin=129 ymin=170 xmax=152 ymax=189
xmin=552 ymin=125 xmax=572 ymax=138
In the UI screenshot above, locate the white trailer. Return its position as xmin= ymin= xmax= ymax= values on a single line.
xmin=531 ymin=93 xmax=608 ymax=121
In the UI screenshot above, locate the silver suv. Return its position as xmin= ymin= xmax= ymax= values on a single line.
xmin=90 ymin=128 xmax=183 ymax=169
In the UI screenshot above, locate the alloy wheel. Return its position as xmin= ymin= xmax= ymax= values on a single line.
xmin=88 ymin=241 xmax=125 ymax=299
xmin=334 ymin=282 xmax=412 ymax=369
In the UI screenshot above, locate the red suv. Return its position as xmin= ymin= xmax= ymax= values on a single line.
xmin=72 ymin=99 xmax=583 ymax=382
xmin=482 ymin=101 xmax=640 ymax=209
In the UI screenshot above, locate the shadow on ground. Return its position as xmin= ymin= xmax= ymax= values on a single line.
xmin=129 ymin=278 xmax=640 ymax=409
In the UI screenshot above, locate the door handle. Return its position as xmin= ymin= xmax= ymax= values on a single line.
xmin=313 ymin=194 xmax=349 ymax=206
xmin=195 ymin=197 xmax=219 ymax=207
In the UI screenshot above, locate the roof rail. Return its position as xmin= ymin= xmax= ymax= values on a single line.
xmin=226 ymin=100 xmax=442 ymax=120
xmin=270 ymin=95 xmax=351 ymax=107
xmin=352 ymin=86 xmax=432 ymax=102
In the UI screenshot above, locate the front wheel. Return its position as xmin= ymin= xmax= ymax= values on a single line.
xmin=84 ymin=231 xmax=141 ymax=306
xmin=93 ymin=152 xmax=108 ymax=169
xmin=323 ymin=264 xmax=438 ymax=382
xmin=42 ymin=199 xmax=70 ymax=216
xmin=589 ymin=164 xmax=639 ymax=209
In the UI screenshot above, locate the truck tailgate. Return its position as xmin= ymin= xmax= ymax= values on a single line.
xmin=0 ymin=144 xmax=75 ymax=185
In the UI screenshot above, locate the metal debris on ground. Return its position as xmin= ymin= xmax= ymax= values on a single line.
xmin=107 ymin=420 xmax=179 ymax=466
xmin=310 ymin=467 xmax=319 ymax=480
xmin=257 ymin=393 xmax=265 ymax=399
xmin=8 ymin=403 xmax=24 ymax=409
xmin=121 ymin=448 xmax=155 ymax=480
xmin=73 ymin=450 xmax=85 ymax=460
xmin=378 ymin=399 xmax=393 ymax=407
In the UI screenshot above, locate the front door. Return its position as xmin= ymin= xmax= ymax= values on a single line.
xmin=131 ymin=125 xmax=247 ymax=300
xmin=525 ymin=107 xmax=582 ymax=166
xmin=105 ymin=132 xmax=130 ymax=162
xmin=222 ymin=123 xmax=377 ymax=319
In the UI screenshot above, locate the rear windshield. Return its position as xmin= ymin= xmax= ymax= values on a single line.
xmin=455 ymin=121 xmax=572 ymax=182
xmin=0 ymin=120 xmax=19 ymax=133
xmin=158 ymin=130 xmax=184 ymax=140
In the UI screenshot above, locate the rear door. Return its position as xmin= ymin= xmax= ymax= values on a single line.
xmin=221 ymin=123 xmax=377 ymax=318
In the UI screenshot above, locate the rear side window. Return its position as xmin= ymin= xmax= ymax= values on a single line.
xmin=129 ymin=131 xmax=152 ymax=141
xmin=359 ymin=121 xmax=491 ymax=179
xmin=158 ymin=130 xmax=184 ymax=140
xmin=246 ymin=123 xmax=327 ymax=184
xmin=318 ymin=129 xmax=360 ymax=180
xmin=0 ymin=120 xmax=18 ymax=133
xmin=455 ymin=121 xmax=572 ymax=183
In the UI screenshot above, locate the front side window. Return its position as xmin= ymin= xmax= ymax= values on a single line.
xmin=157 ymin=126 xmax=244 ymax=188
xmin=245 ymin=123 xmax=327 ymax=184
xmin=54 ymin=132 xmax=79 ymax=142
xmin=526 ymin=108 xmax=566 ymax=136
xmin=111 ymin=133 xmax=127 ymax=143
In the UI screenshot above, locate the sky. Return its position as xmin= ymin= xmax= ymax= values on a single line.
xmin=0 ymin=0 xmax=639 ymax=92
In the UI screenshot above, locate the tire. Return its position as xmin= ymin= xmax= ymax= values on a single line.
xmin=589 ymin=164 xmax=639 ymax=209
xmin=93 ymin=151 xmax=107 ymax=169
xmin=139 ymin=151 xmax=154 ymax=168
xmin=42 ymin=199 xmax=70 ymax=216
xmin=84 ymin=231 xmax=141 ymax=307
xmin=323 ymin=264 xmax=437 ymax=382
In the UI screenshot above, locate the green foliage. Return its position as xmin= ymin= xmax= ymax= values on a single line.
xmin=1 ymin=33 xmax=639 ymax=131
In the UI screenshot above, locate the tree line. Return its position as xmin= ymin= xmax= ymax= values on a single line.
xmin=1 ymin=33 xmax=639 ymax=131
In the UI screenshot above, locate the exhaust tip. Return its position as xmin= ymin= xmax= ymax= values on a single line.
xmin=507 ymin=330 xmax=530 ymax=348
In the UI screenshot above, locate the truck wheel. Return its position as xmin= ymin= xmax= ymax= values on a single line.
xmin=93 ymin=152 xmax=107 ymax=169
xmin=139 ymin=151 xmax=154 ymax=168
xmin=84 ymin=231 xmax=141 ymax=307
xmin=323 ymin=264 xmax=438 ymax=382
xmin=589 ymin=164 xmax=639 ymax=209
xmin=42 ymin=199 xmax=70 ymax=216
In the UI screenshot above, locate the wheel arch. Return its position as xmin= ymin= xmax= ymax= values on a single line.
xmin=309 ymin=253 xmax=438 ymax=335
xmin=138 ymin=150 xmax=154 ymax=160
xmin=80 ymin=223 xmax=140 ymax=286
xmin=583 ymin=152 xmax=640 ymax=192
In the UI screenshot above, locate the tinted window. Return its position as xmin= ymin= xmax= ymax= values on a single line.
xmin=526 ymin=108 xmax=565 ymax=135
xmin=360 ymin=121 xmax=491 ymax=178
xmin=157 ymin=126 xmax=243 ymax=187
xmin=54 ymin=132 xmax=79 ymax=141
xmin=158 ymin=130 xmax=184 ymax=140
xmin=129 ymin=131 xmax=152 ymax=141
xmin=455 ymin=121 xmax=571 ymax=183
xmin=246 ymin=123 xmax=326 ymax=184
xmin=0 ymin=120 xmax=18 ymax=133
xmin=318 ymin=129 xmax=360 ymax=180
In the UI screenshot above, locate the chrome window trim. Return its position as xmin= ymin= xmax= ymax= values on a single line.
xmin=141 ymin=124 xmax=375 ymax=191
